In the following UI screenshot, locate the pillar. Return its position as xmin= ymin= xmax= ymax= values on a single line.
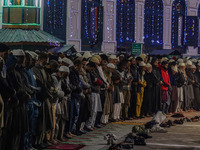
xmin=40 ymin=0 xmax=44 ymax=30
xmin=0 ymin=0 xmax=3 ymax=29
xmin=102 ymin=0 xmax=117 ymax=53
xmin=185 ymin=0 xmax=199 ymax=56
xmin=134 ymin=0 xmax=145 ymax=44
xmin=163 ymin=0 xmax=173 ymax=49
xmin=66 ymin=0 xmax=82 ymax=52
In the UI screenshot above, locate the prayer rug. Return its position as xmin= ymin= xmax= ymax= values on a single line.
xmin=47 ymin=144 xmax=85 ymax=150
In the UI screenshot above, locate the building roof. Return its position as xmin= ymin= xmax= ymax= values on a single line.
xmin=0 ymin=28 xmax=65 ymax=46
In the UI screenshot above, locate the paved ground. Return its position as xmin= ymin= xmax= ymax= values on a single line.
xmin=47 ymin=111 xmax=200 ymax=150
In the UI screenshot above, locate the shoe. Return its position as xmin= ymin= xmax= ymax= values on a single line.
xmin=84 ymin=127 xmax=94 ymax=132
xmin=69 ymin=132 xmax=76 ymax=137
xmin=75 ymin=130 xmax=83 ymax=136
xmin=94 ymin=124 xmax=102 ymax=128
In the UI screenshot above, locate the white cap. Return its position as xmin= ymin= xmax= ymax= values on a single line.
xmin=177 ymin=58 xmax=184 ymax=63
xmin=83 ymin=51 xmax=92 ymax=59
xmin=62 ymin=57 xmax=71 ymax=65
xmin=59 ymin=66 xmax=69 ymax=73
xmin=146 ymin=63 xmax=152 ymax=68
xmin=139 ymin=61 xmax=146 ymax=67
xmin=190 ymin=65 xmax=196 ymax=69
xmin=161 ymin=57 xmax=169 ymax=63
xmin=191 ymin=59 xmax=197 ymax=63
xmin=197 ymin=63 xmax=200 ymax=67
xmin=179 ymin=63 xmax=186 ymax=67
xmin=76 ymin=53 xmax=82 ymax=57
xmin=186 ymin=60 xmax=193 ymax=66
xmin=171 ymin=66 xmax=178 ymax=72
xmin=12 ymin=49 xmax=25 ymax=56
xmin=107 ymin=63 xmax=115 ymax=69
xmin=26 ymin=51 xmax=38 ymax=60
xmin=169 ymin=59 xmax=175 ymax=63
xmin=109 ymin=55 xmax=117 ymax=60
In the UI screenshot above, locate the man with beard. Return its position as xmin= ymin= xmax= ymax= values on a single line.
xmin=142 ymin=63 xmax=153 ymax=117
xmin=9 ymin=49 xmax=33 ymax=150
xmin=151 ymin=57 xmax=163 ymax=114
xmin=32 ymin=52 xmax=53 ymax=149
xmin=24 ymin=51 xmax=41 ymax=150
xmin=69 ymin=60 xmax=82 ymax=135
xmin=129 ymin=57 xmax=138 ymax=119
xmin=136 ymin=61 xmax=147 ymax=118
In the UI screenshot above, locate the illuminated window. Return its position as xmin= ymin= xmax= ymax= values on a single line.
xmin=171 ymin=0 xmax=187 ymax=49
xmin=2 ymin=0 xmax=41 ymax=27
xmin=116 ymin=0 xmax=135 ymax=50
xmin=144 ymin=0 xmax=163 ymax=49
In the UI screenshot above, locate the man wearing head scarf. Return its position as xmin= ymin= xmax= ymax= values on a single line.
xmin=23 ymin=52 xmax=41 ymax=150
xmin=151 ymin=57 xmax=162 ymax=113
xmin=169 ymin=65 xmax=178 ymax=114
xmin=177 ymin=63 xmax=187 ymax=112
xmin=129 ymin=57 xmax=138 ymax=119
xmin=9 ymin=50 xmax=33 ymax=150
xmin=185 ymin=61 xmax=195 ymax=111
xmin=32 ymin=52 xmax=54 ymax=149
xmin=136 ymin=62 xmax=147 ymax=118
xmin=142 ymin=63 xmax=153 ymax=116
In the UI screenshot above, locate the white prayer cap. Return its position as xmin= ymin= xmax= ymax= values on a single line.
xmin=83 ymin=51 xmax=92 ymax=59
xmin=12 ymin=49 xmax=25 ymax=56
xmin=139 ymin=54 xmax=147 ymax=61
xmin=169 ymin=59 xmax=175 ymax=63
xmin=171 ymin=66 xmax=178 ymax=72
xmin=109 ymin=55 xmax=117 ymax=60
xmin=197 ymin=63 xmax=200 ymax=67
xmin=146 ymin=63 xmax=152 ymax=68
xmin=186 ymin=60 xmax=193 ymax=66
xmin=90 ymin=57 xmax=100 ymax=64
xmin=139 ymin=61 xmax=146 ymax=67
xmin=62 ymin=57 xmax=71 ymax=65
xmin=107 ymin=63 xmax=115 ymax=69
xmin=179 ymin=63 xmax=186 ymax=67
xmin=190 ymin=65 xmax=196 ymax=69
xmin=177 ymin=58 xmax=183 ymax=63
xmin=161 ymin=57 xmax=169 ymax=63
xmin=59 ymin=66 xmax=69 ymax=73
xmin=76 ymin=53 xmax=82 ymax=57
xmin=26 ymin=51 xmax=38 ymax=60
xmin=191 ymin=59 xmax=197 ymax=63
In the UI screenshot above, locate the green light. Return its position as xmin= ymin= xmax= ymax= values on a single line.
xmin=2 ymin=23 xmax=40 ymax=26
xmin=3 ymin=6 xmax=41 ymax=8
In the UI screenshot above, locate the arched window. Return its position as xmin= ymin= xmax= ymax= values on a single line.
xmin=144 ymin=0 xmax=163 ymax=50
xmin=172 ymin=0 xmax=187 ymax=49
xmin=116 ymin=0 xmax=135 ymax=50
xmin=81 ymin=0 xmax=103 ymax=51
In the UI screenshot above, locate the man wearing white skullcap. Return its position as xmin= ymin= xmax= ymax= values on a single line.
xmin=136 ymin=61 xmax=147 ymax=118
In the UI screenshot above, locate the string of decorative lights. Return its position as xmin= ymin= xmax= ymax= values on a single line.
xmin=144 ymin=0 xmax=163 ymax=49
xmin=116 ymin=0 xmax=135 ymax=49
xmin=81 ymin=0 xmax=103 ymax=47
xmin=171 ymin=0 xmax=187 ymax=49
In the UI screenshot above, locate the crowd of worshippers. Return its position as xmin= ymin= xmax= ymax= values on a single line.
xmin=0 ymin=43 xmax=200 ymax=150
